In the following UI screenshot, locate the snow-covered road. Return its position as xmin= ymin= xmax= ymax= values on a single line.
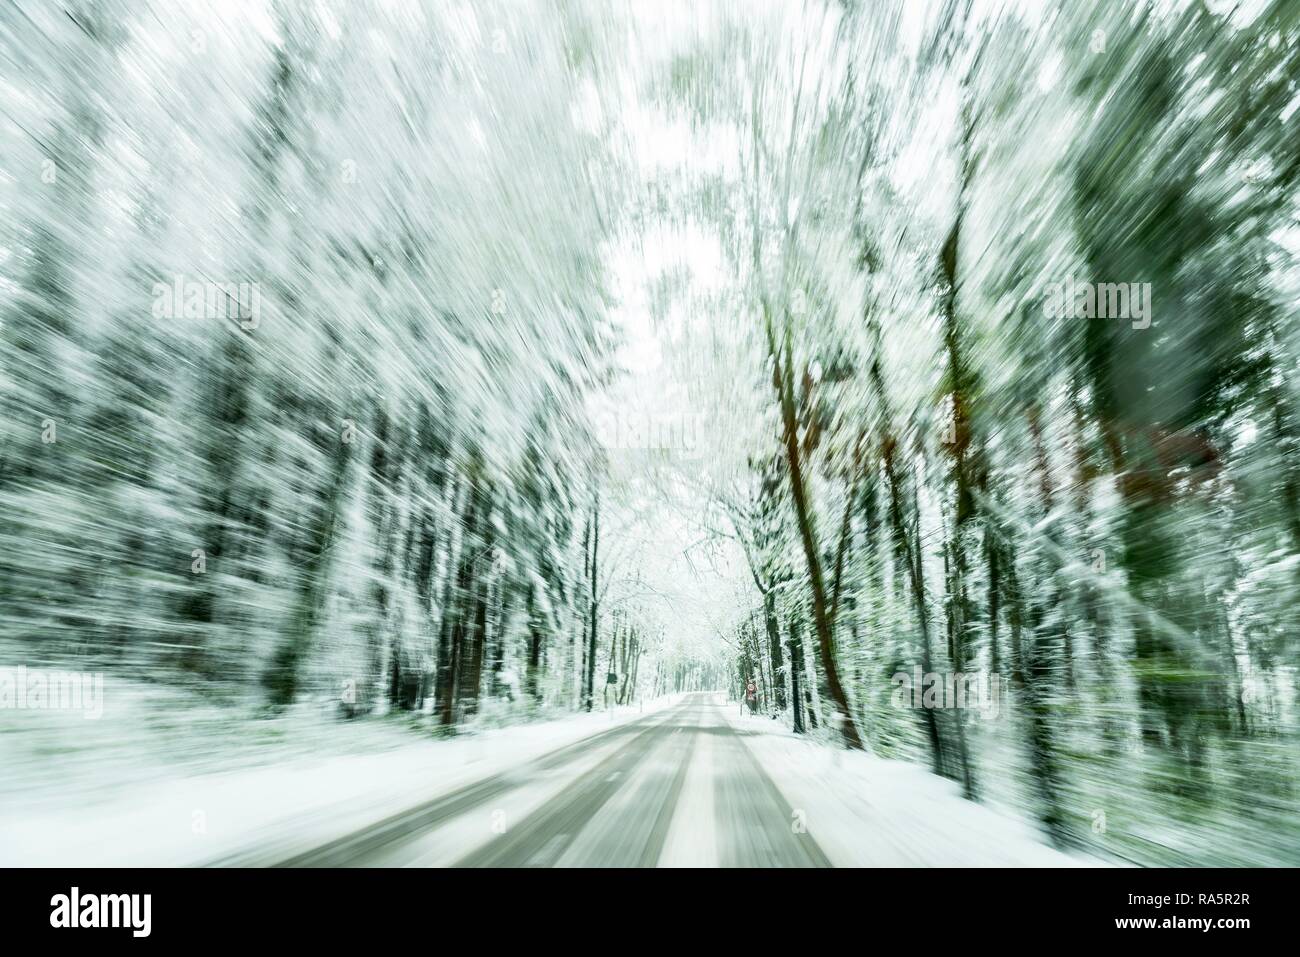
xmin=274 ymin=693 xmax=829 ymax=867
xmin=250 ymin=693 xmax=1088 ymax=868
xmin=4 ymin=687 xmax=1091 ymax=867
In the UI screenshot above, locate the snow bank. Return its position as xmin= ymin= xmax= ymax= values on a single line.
xmin=724 ymin=705 xmax=1104 ymax=867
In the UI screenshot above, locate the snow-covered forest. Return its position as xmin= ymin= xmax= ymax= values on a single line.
xmin=2 ymin=0 xmax=1299 ymax=868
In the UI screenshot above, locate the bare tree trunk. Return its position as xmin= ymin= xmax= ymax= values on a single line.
xmin=263 ymin=423 xmax=353 ymax=708
xmin=787 ymin=612 xmax=806 ymax=734
xmin=437 ymin=468 xmax=483 ymax=727
xmin=584 ymin=491 xmax=599 ymax=712
xmin=764 ymin=307 xmax=865 ymax=749
xmin=525 ymin=584 xmax=545 ymax=704
xmin=882 ymin=437 xmax=948 ymax=780
xmin=763 ymin=590 xmax=787 ymax=711
xmin=456 ymin=475 xmax=494 ymax=722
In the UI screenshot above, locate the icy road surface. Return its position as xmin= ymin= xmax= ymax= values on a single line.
xmin=276 ymin=693 xmax=830 ymax=868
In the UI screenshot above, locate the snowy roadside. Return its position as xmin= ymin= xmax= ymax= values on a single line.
xmin=0 ymin=681 xmax=681 ymax=867
xmin=723 ymin=699 xmax=1105 ymax=867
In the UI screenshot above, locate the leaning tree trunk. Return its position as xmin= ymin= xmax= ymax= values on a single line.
xmin=764 ymin=309 xmax=865 ymax=749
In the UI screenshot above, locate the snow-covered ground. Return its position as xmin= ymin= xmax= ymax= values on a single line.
xmin=0 ymin=678 xmax=681 ymax=867
xmin=2 ymin=684 xmax=1095 ymax=867
xmin=724 ymin=702 xmax=1103 ymax=867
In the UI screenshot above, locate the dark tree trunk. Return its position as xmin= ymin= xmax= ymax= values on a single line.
xmin=525 ymin=585 xmax=545 ymax=703
xmin=437 ymin=475 xmax=480 ymax=727
xmin=584 ymin=492 xmax=599 ymax=711
xmin=764 ymin=310 xmax=865 ymax=749
xmin=455 ymin=476 xmax=494 ymax=722
xmin=787 ymin=613 xmax=806 ymax=734
xmin=987 ymin=529 xmax=1001 ymax=677
xmin=763 ymin=590 xmax=787 ymax=711
xmin=882 ymin=438 xmax=949 ymax=781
